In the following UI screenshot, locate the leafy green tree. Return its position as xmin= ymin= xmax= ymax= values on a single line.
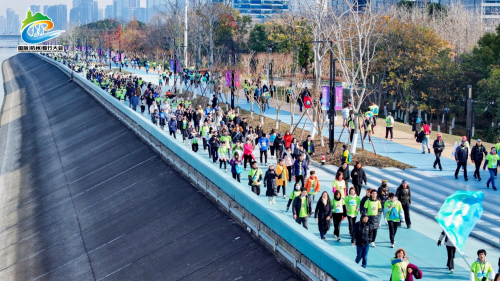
xmin=248 ymin=24 xmax=269 ymax=52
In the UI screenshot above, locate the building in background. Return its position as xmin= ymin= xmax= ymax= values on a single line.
xmin=98 ymin=8 xmax=104 ymax=20
xmin=30 ymin=5 xmax=41 ymax=14
xmin=0 ymin=16 xmax=6 ymax=34
xmin=6 ymin=8 xmax=20 ymax=34
xmin=147 ymin=0 xmax=163 ymax=22
xmin=92 ymin=1 xmax=99 ymax=22
xmin=43 ymin=5 xmax=49 ymax=15
xmin=69 ymin=0 xmax=99 ymax=26
xmin=46 ymin=5 xmax=67 ymax=31
xmin=230 ymin=0 xmax=290 ymax=20
xmin=105 ymin=5 xmax=114 ymax=19
xmin=134 ymin=7 xmax=147 ymax=22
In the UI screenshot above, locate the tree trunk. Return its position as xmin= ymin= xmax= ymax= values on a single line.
xmin=350 ymin=111 xmax=360 ymax=154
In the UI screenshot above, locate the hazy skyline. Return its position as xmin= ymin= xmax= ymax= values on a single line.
xmin=1 ymin=0 xmax=147 ymax=18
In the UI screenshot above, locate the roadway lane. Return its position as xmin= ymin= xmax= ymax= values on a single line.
xmin=0 ymin=53 xmax=301 ymax=281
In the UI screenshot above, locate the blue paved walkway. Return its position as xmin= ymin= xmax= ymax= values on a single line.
xmin=78 ymin=63 xmax=500 ymax=280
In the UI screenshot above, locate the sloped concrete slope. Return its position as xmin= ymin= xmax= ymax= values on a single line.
xmin=0 ymin=53 xmax=301 ymax=281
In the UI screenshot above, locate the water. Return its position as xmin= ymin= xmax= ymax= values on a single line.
xmin=0 ymin=49 xmax=18 ymax=112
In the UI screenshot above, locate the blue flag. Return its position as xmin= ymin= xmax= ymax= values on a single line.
xmin=435 ymin=191 xmax=484 ymax=254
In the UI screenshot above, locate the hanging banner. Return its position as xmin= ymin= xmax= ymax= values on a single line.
xmin=235 ymin=70 xmax=241 ymax=87
xmin=321 ymin=86 xmax=330 ymax=110
xmin=176 ymin=60 xmax=181 ymax=72
xmin=335 ymin=86 xmax=343 ymax=110
xmin=170 ymin=60 xmax=174 ymax=71
xmin=225 ymin=70 xmax=231 ymax=87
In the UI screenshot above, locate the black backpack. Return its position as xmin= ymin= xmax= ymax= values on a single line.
xmin=416 ymin=131 xmax=425 ymax=143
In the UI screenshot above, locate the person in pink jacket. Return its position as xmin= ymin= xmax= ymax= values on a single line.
xmin=243 ymin=139 xmax=254 ymax=170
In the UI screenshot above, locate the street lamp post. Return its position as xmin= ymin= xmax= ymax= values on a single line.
xmin=466 ymin=85 xmax=473 ymax=142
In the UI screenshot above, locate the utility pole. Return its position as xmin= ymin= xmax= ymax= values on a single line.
xmin=329 ymin=41 xmax=335 ymax=154
xmin=466 ymin=85 xmax=473 ymax=142
xmin=184 ymin=0 xmax=188 ymax=67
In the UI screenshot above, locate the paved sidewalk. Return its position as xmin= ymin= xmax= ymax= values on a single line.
xmin=84 ymin=67 xmax=498 ymax=281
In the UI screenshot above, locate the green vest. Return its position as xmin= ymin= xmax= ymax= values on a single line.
xmin=218 ymin=147 xmax=228 ymax=158
xmin=486 ymin=154 xmax=499 ymax=169
xmin=470 ymin=260 xmax=493 ymax=281
xmin=345 ymin=195 xmax=360 ymax=216
xmin=364 ymin=199 xmax=381 ymax=216
xmin=391 ymin=258 xmax=408 ymax=281
xmin=386 ymin=116 xmax=393 ymax=127
xmin=332 ymin=198 xmax=344 ymax=213
xmin=249 ymin=168 xmax=262 ymax=185
xmin=384 ymin=200 xmax=402 ymax=222
xmin=201 ymin=126 xmax=209 ymax=136
xmin=299 ymin=197 xmax=308 ymax=217
xmin=289 ymin=190 xmax=301 ymax=200
xmin=182 ymin=120 xmax=187 ymax=129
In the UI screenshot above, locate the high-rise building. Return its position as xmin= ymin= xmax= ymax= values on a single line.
xmin=147 ymin=0 xmax=163 ymax=22
xmin=0 ymin=16 xmax=6 ymax=34
xmin=231 ymin=0 xmax=290 ymax=20
xmin=105 ymin=5 xmax=114 ymax=19
xmin=98 ymin=8 xmax=104 ymax=20
xmin=92 ymin=1 xmax=99 ymax=22
xmin=6 ymin=8 xmax=20 ymax=34
xmin=116 ymin=0 xmax=130 ymax=20
xmin=46 ymin=5 xmax=67 ymax=31
xmin=30 ymin=5 xmax=41 ymax=13
xmin=134 ymin=7 xmax=147 ymax=22
xmin=43 ymin=5 xmax=49 ymax=15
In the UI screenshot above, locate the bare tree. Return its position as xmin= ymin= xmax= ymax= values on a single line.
xmin=329 ymin=2 xmax=385 ymax=154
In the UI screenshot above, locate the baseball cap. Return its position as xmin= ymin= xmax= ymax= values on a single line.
xmin=477 ymin=139 xmax=482 ymax=142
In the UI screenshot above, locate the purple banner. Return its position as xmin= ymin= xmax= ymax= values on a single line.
xmin=169 ymin=60 xmax=174 ymax=71
xmin=235 ymin=70 xmax=241 ymax=87
xmin=225 ymin=70 xmax=231 ymax=87
xmin=321 ymin=86 xmax=330 ymax=110
xmin=335 ymin=86 xmax=343 ymax=110
xmin=176 ymin=60 xmax=181 ymax=72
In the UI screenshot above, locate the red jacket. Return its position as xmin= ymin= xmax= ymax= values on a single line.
xmin=284 ymin=134 xmax=293 ymax=148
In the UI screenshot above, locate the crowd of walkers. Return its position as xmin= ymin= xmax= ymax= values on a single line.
xmin=47 ymin=52 xmax=500 ymax=280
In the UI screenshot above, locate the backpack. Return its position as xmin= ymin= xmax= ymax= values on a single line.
xmin=388 ymin=206 xmax=399 ymax=220
xmin=416 ymin=117 xmax=421 ymax=124
xmin=373 ymin=107 xmax=379 ymax=115
xmin=235 ymin=163 xmax=243 ymax=174
xmin=416 ymin=131 xmax=425 ymax=143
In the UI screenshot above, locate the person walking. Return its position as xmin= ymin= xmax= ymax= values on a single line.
xmin=283 ymin=147 xmax=294 ymax=182
xmin=438 ymin=231 xmax=456 ymax=273
xmin=332 ymin=190 xmax=347 ymax=241
xmin=315 ymin=191 xmax=333 ymax=240
xmin=391 ymin=249 xmax=411 ymax=281
xmin=302 ymin=135 xmax=315 ymax=156
xmin=433 ymin=133 xmax=445 ymax=171
xmin=274 ymin=133 xmax=285 ymax=163
xmin=470 ymin=249 xmax=494 ymax=281
xmin=248 ymin=161 xmax=263 ymax=195
xmin=168 ymin=116 xmax=177 ymax=139
xmin=332 ymin=171 xmax=347 ymax=198
xmin=396 ymin=180 xmax=412 ymax=229
xmin=304 ymin=171 xmax=321 ymax=205
xmin=264 ymin=164 xmax=281 ymax=204
xmin=455 ymin=139 xmax=469 ymax=181
xmin=292 ymin=188 xmax=313 ymax=229
xmin=378 ymin=180 xmax=390 ymax=227
xmin=243 ymin=139 xmax=254 ymax=170
xmin=421 ymin=121 xmax=431 ymax=154
xmin=471 ymin=139 xmax=488 ymax=181
xmin=364 ymin=189 xmax=382 ymax=247
xmin=276 ymin=159 xmax=289 ymax=198
xmin=229 ymin=152 xmax=243 ymax=183
xmin=345 ymin=187 xmax=360 ymax=237
xmin=258 ymin=133 xmax=270 ymax=165
xmin=218 ymin=142 xmax=229 ymax=172
xmin=351 ymin=162 xmax=367 ymax=196
xmin=483 ymin=147 xmax=499 ymax=191
xmin=385 ymin=193 xmax=403 ymax=248
xmin=286 ymin=183 xmax=301 ymax=212
xmin=337 ymin=162 xmax=350 ymax=190
xmin=385 ymin=112 xmax=394 ymax=140
xmin=351 ymin=215 xmax=373 ymax=269
xmin=292 ymin=154 xmax=308 ymax=187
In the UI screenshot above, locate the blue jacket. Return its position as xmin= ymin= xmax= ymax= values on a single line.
xmin=258 ymin=137 xmax=269 ymax=151
xmin=291 ymin=159 xmax=307 ymax=176
xmin=130 ymin=95 xmax=139 ymax=106
xmin=168 ymin=119 xmax=177 ymax=131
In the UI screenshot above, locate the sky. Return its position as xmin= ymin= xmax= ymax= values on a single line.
xmin=1 ymin=0 xmax=147 ymax=18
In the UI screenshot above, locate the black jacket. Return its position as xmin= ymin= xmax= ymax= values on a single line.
xmin=302 ymin=140 xmax=315 ymax=154
xmin=351 ymin=221 xmax=373 ymax=246
xmin=360 ymin=196 xmax=369 ymax=215
xmin=378 ymin=187 xmax=390 ymax=205
xmin=314 ymin=199 xmax=333 ymax=232
xmin=433 ymin=139 xmax=445 ymax=154
xmin=454 ymin=145 xmax=469 ymax=163
xmin=337 ymin=165 xmax=350 ymax=181
xmin=233 ymin=116 xmax=241 ymax=126
xmin=264 ymin=169 xmax=282 ymax=197
xmin=292 ymin=195 xmax=313 ymax=217
xmin=471 ymin=144 xmax=487 ymax=162
xmin=396 ymin=184 xmax=411 ymax=204
xmin=274 ymin=137 xmax=285 ymax=151
xmin=351 ymin=167 xmax=367 ymax=186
